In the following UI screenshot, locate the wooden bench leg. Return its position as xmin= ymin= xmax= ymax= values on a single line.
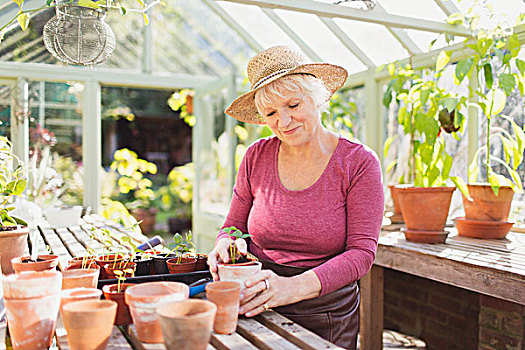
xmin=359 ymin=265 xmax=383 ymax=350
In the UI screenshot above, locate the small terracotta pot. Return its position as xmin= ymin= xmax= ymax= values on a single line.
xmin=205 ymin=281 xmax=241 ymax=334
xmin=104 ymin=261 xmax=137 ymax=279
xmin=152 ymin=254 xmax=177 ymax=274
xmin=463 ymin=184 xmax=514 ymax=222
xmin=2 ymin=271 xmax=62 ymax=350
xmin=388 ymin=185 xmax=404 ymax=224
xmin=217 ymin=261 xmax=262 ymax=290
xmin=456 ymin=217 xmax=514 ymax=239
xmin=62 ymin=267 xmax=100 ymax=290
xmin=95 ymin=254 xmax=128 ymax=279
xmin=11 ymin=254 xmax=59 ymax=273
xmin=156 ymin=299 xmax=216 ymax=350
xmin=68 ymin=257 xmax=97 ymax=269
xmin=125 ymin=281 xmax=189 ymax=343
xmin=396 ymin=186 xmax=456 ymax=232
xmin=195 ymin=254 xmax=208 ymax=271
xmin=166 ymin=257 xmax=197 ymax=274
xmin=102 ymin=283 xmax=134 ymax=326
xmin=62 ymin=300 xmax=117 ymax=350
xmin=130 ymin=208 xmax=158 ymax=235
xmin=0 ymin=226 xmax=29 ymax=274
xmin=60 ymin=287 xmax=102 ymax=316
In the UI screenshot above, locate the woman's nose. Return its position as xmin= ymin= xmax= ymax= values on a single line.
xmin=278 ymin=110 xmax=292 ymax=128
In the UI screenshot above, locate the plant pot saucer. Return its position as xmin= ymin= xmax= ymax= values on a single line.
xmin=455 ymin=217 xmax=513 ymax=239
xmin=401 ymin=228 xmax=449 ymax=244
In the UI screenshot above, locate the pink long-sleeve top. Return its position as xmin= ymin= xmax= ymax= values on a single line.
xmin=217 ymin=136 xmax=384 ymax=296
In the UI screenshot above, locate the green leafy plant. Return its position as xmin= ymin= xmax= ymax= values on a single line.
xmin=223 ymin=226 xmax=251 ymax=264
xmin=168 ymin=89 xmax=195 ymax=127
xmin=156 ymin=162 xmax=193 ymax=220
xmin=0 ymin=137 xmax=28 ymax=228
xmin=322 ymin=91 xmax=358 ymax=140
xmin=113 ymin=268 xmax=134 ymax=293
xmin=166 ymin=231 xmax=195 ymax=263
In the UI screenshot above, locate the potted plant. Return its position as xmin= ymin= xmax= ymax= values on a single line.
xmin=217 ymin=226 xmax=261 ymax=288
xmin=166 ymin=232 xmax=197 ymax=274
xmin=442 ymin=11 xmax=525 ymax=238
xmin=0 ymin=137 xmax=30 ymax=274
xmin=11 ymin=254 xmax=59 ymax=273
xmin=102 ymin=268 xmax=135 ymax=326
xmin=383 ymin=64 xmax=460 ymax=243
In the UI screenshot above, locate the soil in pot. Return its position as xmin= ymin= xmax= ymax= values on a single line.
xmin=0 ymin=226 xmax=29 ymax=274
xmin=455 ymin=217 xmax=514 ymax=239
xmin=166 ymin=257 xmax=197 ymax=274
xmin=11 ymin=254 xmax=59 ymax=273
xmin=205 ymin=281 xmax=241 ymax=334
xmin=217 ymin=260 xmax=262 ymax=291
xmin=102 ymin=283 xmax=134 ymax=325
xmin=125 ymin=281 xmax=189 ymax=343
xmin=156 ymin=299 xmax=217 ymax=350
xmin=462 ymin=184 xmax=514 ymax=222
xmin=62 ymin=300 xmax=117 ymax=350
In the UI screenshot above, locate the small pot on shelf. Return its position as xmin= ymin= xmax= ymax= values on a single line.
xmin=11 ymin=254 xmax=59 ymax=273
xmin=217 ymin=260 xmax=262 ymax=291
xmin=102 ymin=283 xmax=134 ymax=326
xmin=205 ymin=281 xmax=241 ymax=335
xmin=166 ymin=257 xmax=197 ymax=274
xmin=62 ymin=264 xmax=100 ymax=290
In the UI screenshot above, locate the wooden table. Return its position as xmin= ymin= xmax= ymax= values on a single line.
xmin=34 ymin=214 xmax=342 ymax=350
xmin=359 ymin=225 xmax=525 ymax=350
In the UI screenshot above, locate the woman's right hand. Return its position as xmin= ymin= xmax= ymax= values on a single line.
xmin=207 ymin=237 xmax=248 ymax=281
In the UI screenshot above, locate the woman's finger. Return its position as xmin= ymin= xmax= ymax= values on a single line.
xmin=240 ymin=279 xmax=269 ymax=304
xmin=235 ymin=238 xmax=247 ymax=256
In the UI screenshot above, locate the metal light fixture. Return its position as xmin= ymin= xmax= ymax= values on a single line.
xmin=333 ymin=0 xmax=376 ymax=10
xmin=43 ymin=0 xmax=115 ymax=65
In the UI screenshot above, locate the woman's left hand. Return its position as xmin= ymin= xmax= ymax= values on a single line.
xmin=239 ymin=269 xmax=321 ymax=317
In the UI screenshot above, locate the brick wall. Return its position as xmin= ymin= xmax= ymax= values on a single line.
xmin=383 ymin=269 xmax=480 ymax=350
xmin=478 ymin=295 xmax=524 ymax=350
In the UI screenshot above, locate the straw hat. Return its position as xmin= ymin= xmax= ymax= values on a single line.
xmin=225 ymin=45 xmax=348 ymax=124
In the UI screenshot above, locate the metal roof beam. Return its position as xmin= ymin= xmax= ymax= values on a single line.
xmin=434 ymin=0 xmax=460 ymax=17
xmin=203 ymin=0 xmax=264 ymax=53
xmin=217 ymin=0 xmax=472 ymax=37
xmin=261 ymin=8 xmax=321 ymax=61
xmin=373 ymin=4 xmax=422 ymax=55
xmin=318 ymin=16 xmax=374 ymax=67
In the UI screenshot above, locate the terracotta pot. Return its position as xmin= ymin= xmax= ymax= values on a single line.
xmin=205 ymin=281 xmax=241 ymax=334
xmin=217 ymin=261 xmax=262 ymax=290
xmin=104 ymin=261 xmax=136 ymax=279
xmin=95 ymin=254 xmax=128 ymax=279
xmin=0 ymin=226 xmax=29 ymax=274
xmin=62 ymin=267 xmax=100 ymax=290
xmin=388 ymin=185 xmax=404 ymax=224
xmin=62 ymin=300 xmax=117 ymax=350
xmin=186 ymin=94 xmax=194 ymax=115
xmin=463 ymin=184 xmax=514 ymax=222
xmin=130 ymin=208 xmax=158 ymax=235
xmin=455 ymin=217 xmax=514 ymax=239
xmin=152 ymin=254 xmax=177 ymax=274
xmin=2 ymin=271 xmax=62 ymax=350
xmin=195 ymin=254 xmax=208 ymax=271
xmin=156 ymin=299 xmax=216 ymax=350
xmin=166 ymin=257 xmax=197 ymax=274
xmin=60 ymin=288 xmax=102 ymax=316
xmin=68 ymin=256 xmax=97 ymax=269
xmin=102 ymin=283 xmax=134 ymax=326
xmin=125 ymin=281 xmax=189 ymax=343
xmin=401 ymin=229 xmax=449 ymax=244
xmin=11 ymin=254 xmax=59 ymax=273
xmin=396 ymin=186 xmax=456 ymax=232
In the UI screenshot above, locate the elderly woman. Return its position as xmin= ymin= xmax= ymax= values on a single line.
xmin=208 ymin=46 xmax=384 ymax=349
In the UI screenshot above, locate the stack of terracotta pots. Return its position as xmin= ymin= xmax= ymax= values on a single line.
xmin=455 ymin=184 xmax=515 ymax=239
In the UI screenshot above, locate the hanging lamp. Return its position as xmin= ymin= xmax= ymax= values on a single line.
xmin=43 ymin=0 xmax=115 ymax=66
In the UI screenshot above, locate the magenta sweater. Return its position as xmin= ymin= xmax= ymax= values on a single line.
xmin=217 ymin=136 xmax=384 ymax=296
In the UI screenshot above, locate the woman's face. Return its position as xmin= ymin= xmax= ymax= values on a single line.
xmin=257 ymin=89 xmax=321 ymax=147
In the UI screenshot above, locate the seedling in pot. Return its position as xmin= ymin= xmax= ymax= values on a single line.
xmin=223 ymin=226 xmax=251 ymax=264
xmin=113 ymin=269 xmax=134 ymax=293
xmin=166 ymin=231 xmax=195 ymax=263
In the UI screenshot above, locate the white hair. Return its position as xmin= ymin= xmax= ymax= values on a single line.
xmin=254 ymin=74 xmax=330 ymax=116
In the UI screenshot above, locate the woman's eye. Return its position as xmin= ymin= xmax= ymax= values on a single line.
xmin=267 ymin=111 xmax=275 ymax=117
xmin=289 ymin=103 xmax=299 ymax=108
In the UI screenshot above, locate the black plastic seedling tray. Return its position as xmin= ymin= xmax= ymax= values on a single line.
xmin=96 ymin=270 xmax=212 ymax=290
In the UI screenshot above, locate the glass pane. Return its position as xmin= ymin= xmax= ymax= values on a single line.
xmin=376 ymin=0 xmax=448 ymax=22
xmin=0 ymin=84 xmax=12 ymax=138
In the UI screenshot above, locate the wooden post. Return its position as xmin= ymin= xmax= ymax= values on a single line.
xmin=359 ymin=264 xmax=384 ymax=350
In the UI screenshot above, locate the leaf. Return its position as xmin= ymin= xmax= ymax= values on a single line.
xmin=483 ymin=63 xmax=493 ymax=90
xmin=420 ymin=88 xmax=430 ymax=106
xmin=468 ymin=157 xmax=480 ymax=183
xmin=387 ymin=63 xmax=395 ymax=76
xmin=12 ymin=178 xmax=27 ymax=195
xmin=499 ymin=73 xmax=516 ymax=96
xmin=397 ymin=106 xmax=407 ymax=126
xmin=46 ymin=0 xmax=53 ymax=6
xmin=386 ymin=160 xmax=398 ymax=174
xmin=516 ymin=58 xmax=525 ymax=76
xmin=78 ymin=0 xmax=101 ymax=9
xmin=383 ymin=135 xmax=396 ymax=158
xmin=486 ymin=89 xmax=506 ymax=116
xmin=442 ymin=97 xmax=457 ymax=112
xmin=436 ymin=51 xmax=452 ymax=72
xmin=450 ymin=176 xmax=469 ymax=199
xmin=442 ymin=153 xmax=453 ymax=180
xmin=143 ymin=13 xmax=149 ymax=26
xmin=17 ymin=12 xmax=29 ymax=31
xmin=499 ymin=135 xmax=514 ymax=164
xmin=119 ymin=6 xmax=127 ymax=15
xmin=12 ymin=0 xmax=23 ymax=6
xmin=455 ymin=57 xmax=474 ymax=85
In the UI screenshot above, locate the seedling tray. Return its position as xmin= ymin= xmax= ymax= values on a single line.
xmin=97 ymin=270 xmax=212 ymax=289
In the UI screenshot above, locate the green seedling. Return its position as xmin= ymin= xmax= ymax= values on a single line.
xmin=166 ymin=231 xmax=195 ymax=263
xmin=223 ymin=226 xmax=251 ymax=264
xmin=113 ymin=268 xmax=134 ymax=293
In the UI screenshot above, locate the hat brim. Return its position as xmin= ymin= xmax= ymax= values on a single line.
xmin=225 ymin=63 xmax=348 ymax=125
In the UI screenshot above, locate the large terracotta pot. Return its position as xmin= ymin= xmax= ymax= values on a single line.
xmin=462 ymin=184 xmax=514 ymax=222
xmin=166 ymin=257 xmax=197 ymax=274
xmin=62 ymin=266 xmax=100 ymax=290
xmin=11 ymin=254 xmax=59 ymax=273
xmin=60 ymin=288 xmax=102 ymax=316
xmin=156 ymin=299 xmax=216 ymax=350
xmin=217 ymin=261 xmax=262 ymax=291
xmin=102 ymin=283 xmax=134 ymax=326
xmin=2 ymin=270 xmax=62 ymax=350
xmin=125 ymin=281 xmax=189 ymax=343
xmin=388 ymin=185 xmax=404 ymax=224
xmin=397 ymin=186 xmax=456 ymax=243
xmin=130 ymin=208 xmax=158 ymax=235
xmin=205 ymin=281 xmax=241 ymax=334
xmin=0 ymin=226 xmax=29 ymax=274
xmin=62 ymin=300 xmax=117 ymax=350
